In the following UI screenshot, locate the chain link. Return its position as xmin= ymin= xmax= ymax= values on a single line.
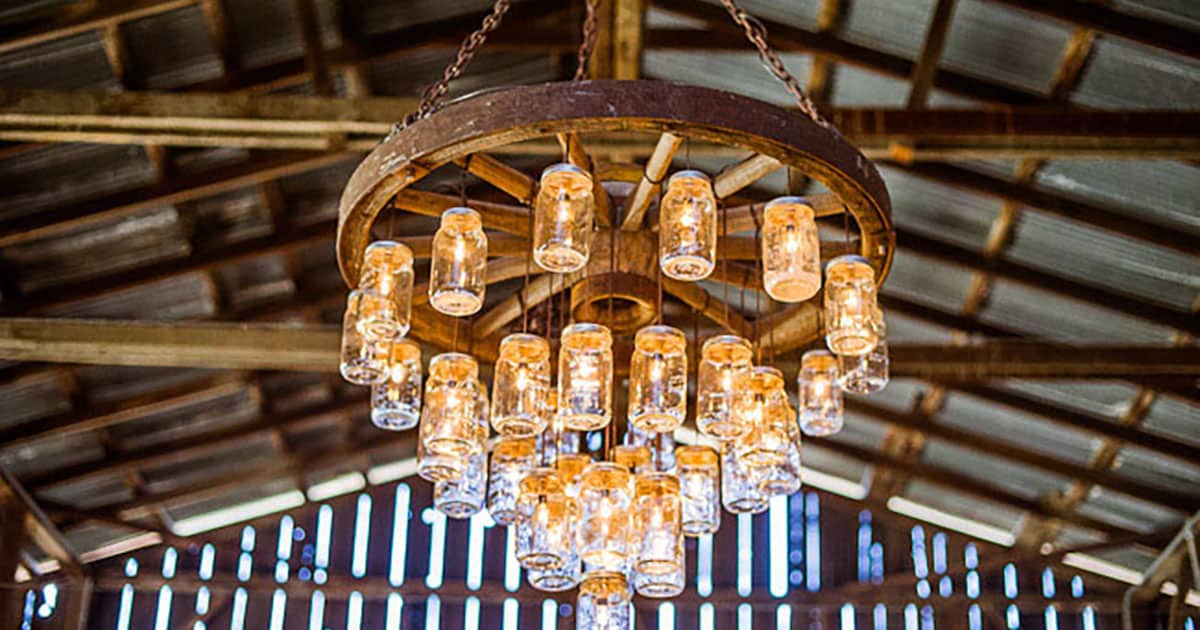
xmin=574 ymin=0 xmax=601 ymax=81
xmin=719 ymin=0 xmax=827 ymax=125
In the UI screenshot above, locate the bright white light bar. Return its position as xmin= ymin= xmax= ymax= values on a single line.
xmin=316 ymin=505 xmax=333 ymax=571
xmin=738 ymin=603 xmax=753 ymax=630
xmin=425 ymin=508 xmax=447 ymax=589
xmin=737 ymin=513 xmax=753 ymax=597
xmin=540 ymin=599 xmax=555 ymax=630
xmin=425 ymin=594 xmax=441 ymax=630
xmin=308 ymin=472 xmax=367 ymax=501
xmin=308 ymin=591 xmax=325 ymax=630
xmin=347 ymin=591 xmax=364 ymax=630
xmin=467 ymin=512 xmax=490 ymax=590
xmin=230 ymin=587 xmax=248 ymax=630
xmin=505 ymin=527 xmax=521 ymax=592
xmin=769 ymin=496 xmax=788 ymax=598
xmin=368 ymin=458 xmax=420 ymax=485
xmin=886 ymin=497 xmax=1016 ymax=547
xmin=465 ymin=596 xmax=481 ymax=630
xmin=116 ymin=585 xmax=134 ymax=630
xmin=700 ymin=603 xmax=715 ymax=630
xmin=389 ymin=485 xmax=410 ymax=587
xmin=697 ymin=534 xmax=713 ymax=597
xmin=173 ymin=491 xmax=305 ymax=537
xmin=277 ymin=516 xmax=295 ymax=560
xmin=352 ymin=494 xmax=373 ymax=579
xmin=269 ymin=588 xmax=287 ymax=630
xmin=841 ymin=603 xmax=856 ymax=630
xmin=386 ymin=593 xmax=403 ymax=630
xmin=162 ymin=547 xmax=178 ymax=579
xmin=199 ymin=544 xmax=215 ymax=581
xmin=804 ymin=469 xmax=867 ymax=500
xmin=153 ymin=585 xmax=172 ymax=630
xmin=659 ymin=603 xmax=676 ymax=630
xmin=504 ymin=598 xmax=520 ymax=630
xmin=777 ymin=604 xmax=792 ymax=630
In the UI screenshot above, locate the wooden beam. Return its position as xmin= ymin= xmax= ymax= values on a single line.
xmin=0 ymin=469 xmax=81 ymax=578
xmin=391 ymin=189 xmax=532 ymax=236
xmin=290 ymin=0 xmax=334 ymax=96
xmin=662 ymin=278 xmax=750 ymax=337
xmin=472 ymin=272 xmax=576 ymax=339
xmin=454 ymin=154 xmax=535 ymax=205
xmin=0 ymin=0 xmax=194 ymax=56
xmin=621 ymin=132 xmax=681 ymax=230
xmin=890 ymin=342 xmax=1200 ymax=380
xmin=712 ymin=153 xmax=784 ymax=199
xmin=906 ymin=0 xmax=959 ymax=109
xmin=198 ymin=0 xmax=240 ymax=78
xmin=1124 ymin=511 xmax=1200 ymax=608
xmin=612 ymin=0 xmax=645 ymax=80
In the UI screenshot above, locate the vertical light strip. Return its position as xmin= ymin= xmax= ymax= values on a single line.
xmin=737 ymin=512 xmax=753 ymax=597
xmin=425 ymin=594 xmax=441 ymax=630
xmin=699 ymin=603 xmax=715 ymax=630
xmin=776 ymin=604 xmax=792 ymax=630
xmin=769 ymin=495 xmax=788 ymax=598
xmin=389 ymin=486 xmax=410 ymax=587
xmin=1070 ymin=575 xmax=1084 ymax=598
xmin=196 ymin=541 xmax=213 ymax=629
xmin=1004 ymin=564 xmax=1018 ymax=599
xmin=903 ymin=604 xmax=918 ymax=630
xmin=238 ymin=526 xmax=255 ymax=583
xmin=968 ymin=603 xmax=982 ymax=630
xmin=1082 ymin=606 xmax=1096 ymax=630
xmin=504 ymin=598 xmax=520 ymax=630
xmin=1044 ymin=606 xmax=1058 ymax=630
xmin=541 ymin=599 xmax=556 ymax=630
xmin=464 ymin=596 xmax=481 ymax=630
xmin=467 ymin=512 xmax=491 ymax=590
xmin=276 ymin=515 xmax=294 ymax=583
xmin=347 ymin=591 xmax=364 ymax=630
xmin=857 ymin=512 xmax=873 ymax=583
xmin=738 ymin=603 xmax=753 ymax=630
xmin=315 ymin=505 xmax=333 ymax=579
xmin=931 ymin=533 xmax=947 ymax=575
xmin=308 ymin=590 xmax=326 ymax=630
xmin=873 ymin=604 xmax=887 ymax=630
xmin=697 ymin=533 xmax=713 ymax=597
xmin=919 ymin=605 xmax=934 ymax=630
xmin=162 ymin=548 xmax=178 ymax=578
xmin=352 ymin=494 xmax=373 ymax=579
xmin=21 ymin=589 xmax=33 ymax=630
xmin=385 ymin=593 xmax=404 ymax=630
xmin=841 ymin=603 xmax=856 ymax=630
xmin=805 ymin=492 xmax=821 ymax=592
xmin=424 ymin=508 xmax=447 ymax=589
xmin=269 ymin=588 xmax=287 ymax=630
xmin=199 ymin=544 xmax=215 ymax=580
xmin=230 ymin=587 xmax=248 ymax=630
xmin=116 ymin=585 xmax=134 ymax=630
xmin=153 ymin=586 xmax=172 ymax=630
xmin=505 ymin=527 xmax=521 ymax=592
xmin=1005 ymin=605 xmax=1019 ymax=629
xmin=1041 ymin=568 xmax=1055 ymax=598
xmin=658 ymin=602 xmax=676 ymax=630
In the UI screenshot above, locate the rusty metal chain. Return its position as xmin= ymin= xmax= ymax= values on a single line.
xmin=399 ymin=0 xmax=513 ymax=128
xmin=719 ymin=0 xmax=828 ymax=125
xmin=573 ymin=0 xmax=601 ymax=80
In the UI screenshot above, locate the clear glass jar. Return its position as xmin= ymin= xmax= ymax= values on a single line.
xmin=417 ymin=435 xmax=464 ymax=483
xmin=675 ymin=445 xmax=720 ymax=536
xmin=491 ymin=333 xmax=552 ymax=437
xmin=799 ymin=349 xmax=844 ymax=436
xmin=429 ymin=207 xmax=487 ymax=316
xmin=558 ymin=323 xmax=613 ymax=431
xmin=762 ymin=196 xmax=822 ymax=302
xmin=487 ymin=437 xmax=536 ymax=526
xmin=527 ymin=543 xmax=580 ymax=592
xmin=576 ymin=462 xmax=633 ymax=571
xmin=517 ymin=468 xmax=574 ymax=570
xmin=434 ymin=451 xmax=487 ymax=518
xmin=533 ymin=163 xmax=594 ymax=273
xmin=632 ymin=472 xmax=685 ymax=597
xmin=758 ymin=413 xmax=802 ymax=497
xmin=732 ymin=366 xmax=792 ymax=468
xmin=840 ymin=308 xmax=889 ymax=394
xmin=722 ymin=442 xmax=768 ymax=514
xmin=824 ymin=254 xmax=879 ymax=356
xmin=339 ymin=290 xmax=388 ymax=385
xmin=357 ymin=240 xmax=414 ymax=340
xmin=370 ymin=339 xmax=422 ymax=430
xmin=419 ymin=353 xmax=488 ymax=458
xmin=612 ymin=444 xmax=652 ymax=475
xmin=659 ymin=170 xmax=717 ymax=281
xmin=628 ymin=325 xmax=688 ymax=433
xmin=577 ymin=571 xmax=632 ymax=630
xmin=556 ymin=453 xmax=592 ymax=499
xmin=696 ymin=334 xmax=754 ymax=440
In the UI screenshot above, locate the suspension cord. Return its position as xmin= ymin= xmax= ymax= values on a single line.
xmin=751 ymin=204 xmax=762 ymax=364
xmin=573 ymin=0 xmax=601 ymax=81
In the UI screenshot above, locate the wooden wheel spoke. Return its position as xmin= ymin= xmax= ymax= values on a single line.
xmin=622 ymin=131 xmax=682 ymax=230
xmin=557 ymin=132 xmax=614 ymax=227
xmin=454 ymin=153 xmax=535 ymax=205
xmin=720 ymin=193 xmax=845 ymax=234
xmin=473 ymin=271 xmax=578 ymax=340
xmin=754 ymin=302 xmax=822 ymax=356
xmin=662 ymin=279 xmax=749 ymax=337
xmin=391 ymin=189 xmax=531 ymax=236
xmin=712 ymin=153 xmax=783 ymax=199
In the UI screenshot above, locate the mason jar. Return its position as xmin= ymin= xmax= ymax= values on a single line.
xmin=533 ymin=163 xmax=594 ymax=273
xmin=357 ymin=240 xmax=413 ymax=340
xmin=675 ymin=445 xmax=720 ymax=536
xmin=696 ymin=334 xmax=754 ymax=440
xmin=491 ymin=333 xmax=552 ymax=437
xmin=558 ymin=323 xmax=613 ymax=431
xmin=762 ymin=196 xmax=822 ymax=302
xmin=659 ymin=170 xmax=717 ymax=281
xmin=799 ymin=349 xmax=844 ymax=436
xmin=824 ymin=254 xmax=879 ymax=356
xmin=628 ymin=325 xmax=687 ymax=433
xmin=429 ymin=207 xmax=487 ymax=316
xmin=370 ymin=338 xmax=422 ymax=430
xmin=487 ymin=437 xmax=536 ymax=526
xmin=632 ymin=472 xmax=685 ymax=597
xmin=419 ymin=352 xmax=487 ymax=458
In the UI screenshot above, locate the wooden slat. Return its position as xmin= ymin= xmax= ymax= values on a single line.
xmin=557 ymin=132 xmax=614 ymax=227
xmin=662 ymin=278 xmax=749 ymax=337
xmin=291 ymin=0 xmax=334 ymax=96
xmin=891 ymin=342 xmax=1200 ymax=379
xmin=906 ymin=0 xmax=958 ymax=109
xmin=621 ymin=131 xmax=681 ymax=230
xmin=198 ymin=0 xmax=240 ymax=77
xmin=472 ymin=272 xmax=576 ymax=339
xmin=391 ymin=189 xmax=532 ymax=236
xmin=0 ymin=469 xmax=81 ymax=577
xmin=0 ymin=0 xmax=194 ymax=56
xmin=454 ymin=153 xmax=535 ymax=204
xmin=712 ymin=153 xmax=784 ymax=199
xmin=612 ymin=0 xmax=645 ymax=80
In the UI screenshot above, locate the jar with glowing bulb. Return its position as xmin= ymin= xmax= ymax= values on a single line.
xmin=612 ymin=444 xmax=653 ymax=475
xmin=492 ymin=333 xmax=552 ymax=437
xmin=533 ymin=163 xmax=594 ymax=273
xmin=762 ymin=196 xmax=821 ymax=302
xmin=577 ymin=571 xmax=632 ymax=630
xmin=840 ymin=307 xmax=889 ymax=394
xmin=420 ymin=353 xmax=488 ymax=458
xmin=517 ymin=468 xmax=575 ymax=570
xmin=556 ymin=452 xmax=592 ymax=499
xmin=659 ymin=170 xmax=717 ymax=281
xmin=628 ymin=325 xmax=688 ymax=433
xmin=558 ymin=323 xmax=613 ymax=431
xmin=824 ymin=255 xmax=879 ymax=356
xmin=696 ymin=334 xmax=754 ymax=440
xmin=632 ymin=472 xmax=685 ymax=597
xmin=527 ymin=542 xmax=580 ymax=592
xmin=357 ymin=240 xmax=413 ymax=340
xmin=429 ymin=207 xmax=487 ymax=316
xmin=798 ymin=349 xmax=844 ymax=436
xmin=576 ymin=463 xmax=633 ymax=572
xmin=732 ymin=366 xmax=792 ymax=468
xmin=339 ymin=290 xmax=388 ymax=385
xmin=675 ymin=445 xmax=720 ymax=536
xmin=370 ymin=339 xmax=422 ymax=430
xmin=721 ymin=442 xmax=768 ymax=514
xmin=434 ymin=450 xmax=486 ymax=518
xmin=487 ymin=436 xmax=536 ymax=526
xmin=758 ymin=409 xmax=802 ymax=496
xmin=417 ymin=434 xmax=464 ymax=483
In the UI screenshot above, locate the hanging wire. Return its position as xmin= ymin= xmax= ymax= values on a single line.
xmin=751 ymin=204 xmax=763 ymax=365
xmin=573 ymin=0 xmax=601 ymax=81
xmin=452 ymin=314 xmax=460 ymax=353
xmin=721 ymin=203 xmax=729 ymax=328
xmin=844 ymin=202 xmax=852 ymax=255
xmin=459 ymin=155 xmax=472 ymax=207
xmin=523 ymin=206 xmax=532 ymax=333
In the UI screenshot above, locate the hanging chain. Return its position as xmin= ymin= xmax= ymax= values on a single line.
xmin=574 ymin=0 xmax=601 ymax=81
xmin=719 ymin=0 xmax=827 ymax=125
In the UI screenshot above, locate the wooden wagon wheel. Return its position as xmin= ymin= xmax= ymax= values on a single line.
xmin=337 ymin=80 xmax=894 ymax=353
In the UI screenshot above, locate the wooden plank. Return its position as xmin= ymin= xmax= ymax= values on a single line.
xmin=557 ymin=132 xmax=614 ymax=227
xmin=612 ymin=0 xmax=645 ymax=80
xmin=198 ymin=0 xmax=240 ymax=77
xmin=391 ymin=189 xmax=532 ymax=236
xmin=712 ymin=153 xmax=784 ymax=199
xmin=662 ymin=278 xmax=749 ymax=337
xmin=0 ymin=469 xmax=81 ymax=577
xmin=454 ymin=153 xmax=535 ymax=205
xmin=906 ymin=0 xmax=959 ymax=109
xmin=891 ymin=342 xmax=1200 ymax=379
xmin=621 ymin=131 xmax=681 ymax=230
xmin=290 ymin=0 xmax=334 ymax=96
xmin=0 ymin=0 xmax=195 ymax=56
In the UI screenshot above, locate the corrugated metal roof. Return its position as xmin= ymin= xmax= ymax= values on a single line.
xmin=937 ymin=390 xmax=1103 ymax=468
xmin=941 ymin=0 xmax=1071 ymax=95
xmin=882 ymin=164 xmax=1001 ymax=252
xmin=994 ymin=380 xmax=1139 ymax=421
xmin=122 ymin=5 xmax=224 ymax=89
xmin=921 ymin=437 xmax=1073 ymax=501
xmin=1034 ymin=160 xmax=1200 ymax=235
xmin=980 ymin=278 xmax=1178 ymax=343
xmin=0 ymin=30 xmax=118 ymax=91
xmin=1072 ymin=37 xmax=1200 ymax=109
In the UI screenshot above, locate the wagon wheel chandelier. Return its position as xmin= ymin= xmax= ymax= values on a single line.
xmin=334 ymin=0 xmax=893 ymax=622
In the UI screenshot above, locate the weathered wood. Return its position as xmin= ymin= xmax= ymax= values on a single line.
xmin=199 ymin=0 xmax=241 ymax=77
xmin=891 ymin=342 xmax=1200 ymax=379
xmin=621 ymin=131 xmax=681 ymax=230
xmin=472 ymin=271 xmax=578 ymax=339
xmin=557 ymin=131 xmax=614 ymax=227
xmin=0 ymin=469 xmax=81 ymax=577
xmin=754 ymin=301 xmax=822 ymax=356
xmin=663 ymin=278 xmax=749 ymax=337
xmin=0 ymin=0 xmax=193 ymax=56
xmin=906 ymin=0 xmax=959 ymax=109
xmin=391 ymin=188 xmax=532 ymax=235
xmin=613 ymin=0 xmax=646 ymax=80
xmin=712 ymin=153 xmax=784 ymax=199
xmin=290 ymin=0 xmax=334 ymax=96
xmin=454 ymin=153 xmax=535 ymax=204
xmin=1124 ymin=512 xmax=1200 ymax=613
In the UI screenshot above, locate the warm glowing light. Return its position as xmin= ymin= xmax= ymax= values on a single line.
xmin=733 ymin=366 xmax=792 ymax=467
xmin=420 ymin=353 xmax=488 ymax=466
xmin=633 ymin=472 xmax=685 ymax=598
xmin=629 ymin=325 xmax=688 ymax=433
xmin=357 ymin=240 xmax=414 ymax=341
xmin=534 ymin=164 xmax=594 ymax=272
xmin=824 ymin=255 xmax=879 ymax=356
xmin=675 ymin=445 xmax=720 ymax=536
xmin=798 ymin=350 xmax=844 ymax=437
xmin=577 ymin=571 xmax=632 ymax=630
xmin=339 ymin=291 xmax=387 ymax=385
xmin=659 ymin=170 xmax=717 ymax=281
xmin=371 ymin=339 xmax=422 ymax=430
xmin=488 ymin=437 xmax=536 ymax=526
xmin=434 ymin=451 xmax=487 ymax=518
xmin=762 ymin=196 xmax=821 ymax=302
xmin=840 ymin=307 xmax=888 ymax=394
xmin=722 ymin=442 xmax=768 ymax=514
xmin=558 ymin=323 xmax=614 ymax=431
xmin=493 ymin=334 xmax=552 ymax=437
xmin=577 ymin=462 xmax=633 ymax=571
xmin=696 ymin=335 xmax=754 ymax=440
xmin=430 ymin=207 xmax=487 ymax=316
xmin=612 ymin=444 xmax=653 ymax=475
xmin=517 ymin=468 xmax=574 ymax=570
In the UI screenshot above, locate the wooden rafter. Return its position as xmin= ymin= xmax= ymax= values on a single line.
xmin=906 ymin=0 xmax=959 ymax=109
xmin=612 ymin=0 xmax=645 ymax=80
